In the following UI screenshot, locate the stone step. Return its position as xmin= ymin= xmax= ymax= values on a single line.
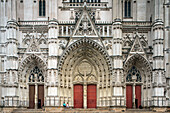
xmin=126 ymin=109 xmax=151 ymax=112
xmin=9 ymin=108 xmax=170 ymax=113
xmin=12 ymin=108 xmax=45 ymax=113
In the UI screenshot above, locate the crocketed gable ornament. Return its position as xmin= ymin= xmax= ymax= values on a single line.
xmin=72 ymin=11 xmax=98 ymax=37
xmin=130 ymin=35 xmax=145 ymax=53
xmin=72 ymin=6 xmax=99 ymax=38
xmin=27 ymin=36 xmax=40 ymax=52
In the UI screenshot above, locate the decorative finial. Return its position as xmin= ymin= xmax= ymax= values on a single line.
xmin=83 ymin=0 xmax=87 ymax=9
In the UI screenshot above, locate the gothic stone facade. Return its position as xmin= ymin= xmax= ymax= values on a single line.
xmin=0 ymin=0 xmax=170 ymax=110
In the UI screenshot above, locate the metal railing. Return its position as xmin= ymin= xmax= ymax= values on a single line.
xmin=98 ymin=97 xmax=126 ymax=107
xmin=0 ymin=96 xmax=169 ymax=108
xmin=0 ymin=98 xmax=28 ymax=107
xmin=45 ymin=96 xmax=60 ymax=106
xmin=62 ymin=2 xmax=108 ymax=8
xmin=151 ymin=97 xmax=168 ymax=107
xmin=18 ymin=21 xmax=48 ymax=26
xmin=140 ymin=97 xmax=170 ymax=107
xmin=2 ymin=96 xmax=19 ymax=107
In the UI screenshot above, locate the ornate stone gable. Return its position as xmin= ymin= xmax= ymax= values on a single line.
xmin=124 ymin=34 xmax=148 ymax=63
xmin=27 ymin=36 xmax=40 ymax=52
xmin=129 ymin=35 xmax=146 ymax=55
xmin=72 ymin=10 xmax=99 ymax=38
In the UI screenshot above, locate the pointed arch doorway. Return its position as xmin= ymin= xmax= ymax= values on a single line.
xmin=18 ymin=54 xmax=47 ymax=109
xmin=126 ymin=66 xmax=142 ymax=108
xmin=58 ymin=38 xmax=112 ymax=108
xmin=124 ymin=54 xmax=152 ymax=109
xmin=28 ymin=66 xmax=45 ymax=109
xmin=73 ymin=59 xmax=97 ymax=108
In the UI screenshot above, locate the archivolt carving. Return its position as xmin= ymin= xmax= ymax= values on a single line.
xmin=58 ymin=38 xmax=112 ymax=74
xmin=124 ymin=54 xmax=152 ymax=85
xmin=124 ymin=54 xmax=152 ymax=71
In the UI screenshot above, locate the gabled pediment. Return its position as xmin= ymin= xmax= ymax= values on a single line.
xmin=27 ymin=36 xmax=40 ymax=52
xmin=125 ymin=35 xmax=147 ymax=61
xmin=72 ymin=10 xmax=99 ymax=38
xmin=129 ymin=35 xmax=145 ymax=55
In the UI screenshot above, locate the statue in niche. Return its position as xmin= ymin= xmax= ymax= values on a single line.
xmin=29 ymin=66 xmax=44 ymax=83
xmin=29 ymin=74 xmax=35 ymax=82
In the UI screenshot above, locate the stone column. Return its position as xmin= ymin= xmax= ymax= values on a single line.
xmin=11 ymin=0 xmax=17 ymax=20
xmin=83 ymin=84 xmax=87 ymax=109
xmin=152 ymin=19 xmax=166 ymax=108
xmin=164 ymin=0 xmax=170 ymax=97
xmin=5 ymin=20 xmax=18 ymax=106
xmin=0 ymin=0 xmax=6 ymax=26
xmin=132 ymin=76 xmax=137 ymax=108
xmin=133 ymin=83 xmax=135 ymax=108
xmin=0 ymin=0 xmax=6 ymax=107
xmin=112 ymin=0 xmax=122 ymax=21
xmin=152 ymin=0 xmax=166 ymax=109
xmin=164 ymin=1 xmax=170 ymax=107
xmin=35 ymin=84 xmax=38 ymax=109
xmin=48 ymin=0 xmax=58 ymax=20
xmin=47 ymin=19 xmax=59 ymax=106
xmin=112 ymin=0 xmax=124 ymax=109
xmin=112 ymin=19 xmax=124 ymax=109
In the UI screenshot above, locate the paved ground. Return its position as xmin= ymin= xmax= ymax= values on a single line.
xmin=0 ymin=108 xmax=170 ymax=113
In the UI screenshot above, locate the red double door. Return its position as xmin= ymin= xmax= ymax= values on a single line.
xmin=126 ymin=85 xmax=141 ymax=108
xmin=74 ymin=84 xmax=96 ymax=108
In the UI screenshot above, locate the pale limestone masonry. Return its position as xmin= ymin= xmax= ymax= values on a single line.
xmin=0 ymin=0 xmax=170 ymax=112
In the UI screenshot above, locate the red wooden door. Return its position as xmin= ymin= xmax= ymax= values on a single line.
xmin=135 ymin=85 xmax=141 ymax=108
xmin=87 ymin=85 xmax=96 ymax=108
xmin=29 ymin=85 xmax=35 ymax=109
xmin=38 ymin=85 xmax=44 ymax=108
xmin=74 ymin=85 xmax=83 ymax=108
xmin=126 ymin=85 xmax=133 ymax=108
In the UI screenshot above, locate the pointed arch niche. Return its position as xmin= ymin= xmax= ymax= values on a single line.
xmin=124 ymin=54 xmax=152 ymax=108
xmin=18 ymin=54 xmax=47 ymax=109
xmin=58 ymin=38 xmax=112 ymax=108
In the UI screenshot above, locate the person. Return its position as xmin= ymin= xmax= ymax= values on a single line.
xmin=63 ymin=102 xmax=66 ymax=107
xmin=66 ymin=102 xmax=69 ymax=108
xmin=139 ymin=105 xmax=143 ymax=109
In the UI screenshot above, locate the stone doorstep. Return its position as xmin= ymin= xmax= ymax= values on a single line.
xmin=2 ymin=107 xmax=18 ymax=113
xmin=109 ymin=106 xmax=126 ymax=112
xmin=45 ymin=106 xmax=64 ymax=112
xmin=152 ymin=107 xmax=167 ymax=112
xmin=64 ymin=108 xmax=109 ymax=111
xmin=63 ymin=107 xmax=115 ymax=111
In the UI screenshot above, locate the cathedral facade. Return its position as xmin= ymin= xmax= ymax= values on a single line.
xmin=0 ymin=0 xmax=170 ymax=111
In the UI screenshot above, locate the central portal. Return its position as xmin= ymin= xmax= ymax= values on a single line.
xmin=74 ymin=84 xmax=97 ymax=108
xmin=59 ymin=39 xmax=112 ymax=108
